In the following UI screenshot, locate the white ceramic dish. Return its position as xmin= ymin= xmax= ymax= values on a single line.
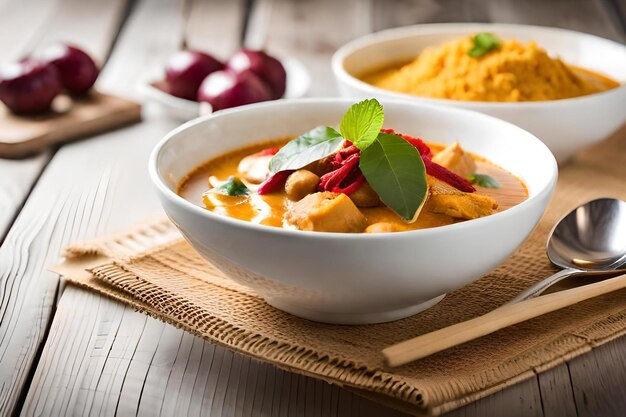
xmin=332 ymin=23 xmax=626 ymax=163
xmin=139 ymin=57 xmax=311 ymax=120
xmin=149 ymin=98 xmax=557 ymax=325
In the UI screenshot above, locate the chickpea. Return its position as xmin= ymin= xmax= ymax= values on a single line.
xmin=365 ymin=222 xmax=401 ymax=233
xmin=349 ymin=182 xmax=380 ymax=207
xmin=285 ymin=170 xmax=320 ymax=201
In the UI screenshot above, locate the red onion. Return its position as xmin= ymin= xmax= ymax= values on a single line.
xmin=165 ymin=50 xmax=224 ymax=100
xmin=197 ymin=70 xmax=272 ymax=111
xmin=0 ymin=60 xmax=62 ymax=114
xmin=226 ymin=49 xmax=286 ymax=99
xmin=40 ymin=44 xmax=99 ymax=95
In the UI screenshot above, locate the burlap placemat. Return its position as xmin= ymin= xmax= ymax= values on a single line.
xmin=54 ymin=130 xmax=626 ymax=415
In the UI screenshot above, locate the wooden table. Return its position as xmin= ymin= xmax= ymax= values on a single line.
xmin=0 ymin=0 xmax=624 ymax=415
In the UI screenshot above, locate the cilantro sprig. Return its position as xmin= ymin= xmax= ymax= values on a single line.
xmin=212 ymin=176 xmax=250 ymax=196
xmin=468 ymin=33 xmax=501 ymax=58
xmin=468 ymin=173 xmax=500 ymax=189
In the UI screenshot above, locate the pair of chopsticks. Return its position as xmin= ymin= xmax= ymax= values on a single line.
xmin=382 ymin=273 xmax=626 ymax=368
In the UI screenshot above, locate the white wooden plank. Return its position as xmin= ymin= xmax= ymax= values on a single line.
xmin=0 ymin=0 xmax=56 ymax=239
xmin=0 ymin=154 xmax=49 ymax=240
xmin=0 ymin=0 xmax=56 ymax=65
xmin=28 ymin=289 xmax=408 ymax=417
xmin=0 ymin=0 xmax=177 ymax=415
xmin=568 ymin=339 xmax=626 ymax=417
xmin=245 ymin=0 xmax=373 ymax=96
xmin=30 ymin=0 xmax=128 ymax=62
xmin=96 ymin=0 xmax=187 ymax=98
xmin=184 ymin=0 xmax=246 ymax=59
xmin=0 ymin=0 xmax=128 ymax=239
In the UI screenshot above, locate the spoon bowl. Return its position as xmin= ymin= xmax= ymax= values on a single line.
xmin=548 ymin=198 xmax=626 ymax=270
xmin=509 ymin=198 xmax=626 ymax=303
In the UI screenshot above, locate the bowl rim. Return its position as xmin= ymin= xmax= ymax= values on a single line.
xmin=149 ymin=97 xmax=558 ymax=240
xmin=331 ymin=22 xmax=626 ymax=108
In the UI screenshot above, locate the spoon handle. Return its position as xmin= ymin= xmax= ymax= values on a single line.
xmin=382 ymin=273 xmax=626 ymax=368
xmin=505 ymin=268 xmax=581 ymax=304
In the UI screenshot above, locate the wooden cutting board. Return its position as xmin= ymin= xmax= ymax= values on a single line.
xmin=0 ymin=91 xmax=141 ymax=158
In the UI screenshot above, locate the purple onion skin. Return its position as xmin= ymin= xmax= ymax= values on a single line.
xmin=165 ymin=50 xmax=224 ymax=100
xmin=226 ymin=49 xmax=286 ymax=99
xmin=196 ymin=70 xmax=272 ymax=111
xmin=41 ymin=44 xmax=99 ymax=95
xmin=0 ymin=60 xmax=63 ymax=114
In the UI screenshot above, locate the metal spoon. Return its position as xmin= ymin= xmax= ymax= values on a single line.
xmin=508 ymin=198 xmax=626 ymax=303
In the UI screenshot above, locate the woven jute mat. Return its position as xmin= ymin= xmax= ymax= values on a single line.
xmin=54 ymin=129 xmax=626 ymax=415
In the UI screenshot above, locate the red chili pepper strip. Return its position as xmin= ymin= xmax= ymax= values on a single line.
xmin=380 ymin=128 xmax=433 ymax=159
xmin=423 ymin=158 xmax=475 ymax=192
xmin=333 ymin=173 xmax=365 ymax=194
xmin=318 ymin=153 xmax=362 ymax=194
xmin=257 ymin=170 xmax=293 ymax=195
xmin=339 ymin=145 xmax=359 ymax=157
xmin=253 ymin=146 xmax=281 ymax=156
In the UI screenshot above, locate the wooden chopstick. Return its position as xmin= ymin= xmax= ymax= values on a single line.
xmin=382 ymin=273 xmax=626 ymax=368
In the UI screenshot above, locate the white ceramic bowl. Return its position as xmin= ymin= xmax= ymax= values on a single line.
xmin=332 ymin=23 xmax=626 ymax=163
xmin=149 ymin=98 xmax=557 ymax=325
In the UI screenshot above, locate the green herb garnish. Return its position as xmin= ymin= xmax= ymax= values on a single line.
xmin=468 ymin=173 xmax=500 ymax=188
xmin=339 ymin=98 xmax=384 ymax=150
xmin=468 ymin=33 xmax=501 ymax=58
xmin=360 ymin=132 xmax=428 ymax=221
xmin=268 ymin=99 xmax=428 ymax=222
xmin=213 ymin=176 xmax=250 ymax=196
xmin=268 ymin=126 xmax=344 ymax=174
xmin=345 ymin=100 xmax=428 ymax=222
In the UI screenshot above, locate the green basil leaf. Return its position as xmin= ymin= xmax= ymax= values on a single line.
xmin=468 ymin=173 xmax=501 ymax=189
xmin=339 ymin=98 xmax=384 ymax=150
xmin=269 ymin=126 xmax=344 ymax=174
xmin=213 ymin=176 xmax=250 ymax=196
xmin=360 ymin=133 xmax=428 ymax=222
xmin=468 ymin=33 xmax=501 ymax=58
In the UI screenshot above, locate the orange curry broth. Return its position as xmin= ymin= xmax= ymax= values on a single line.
xmin=177 ymin=138 xmax=528 ymax=231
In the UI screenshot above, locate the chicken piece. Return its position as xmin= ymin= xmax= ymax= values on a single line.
xmin=349 ymin=181 xmax=380 ymax=207
xmin=285 ymin=170 xmax=320 ymax=201
xmin=237 ymin=154 xmax=273 ymax=184
xmin=427 ymin=176 xmax=498 ymax=219
xmin=432 ymin=142 xmax=477 ymax=178
xmin=365 ymin=222 xmax=401 ymax=233
xmin=286 ymin=192 xmax=367 ymax=233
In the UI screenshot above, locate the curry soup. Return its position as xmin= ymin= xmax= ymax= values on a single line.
xmin=178 ymin=138 xmax=528 ymax=233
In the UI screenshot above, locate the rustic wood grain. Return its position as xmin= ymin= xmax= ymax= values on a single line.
xmin=568 ymin=339 xmax=626 ymax=417
xmin=0 ymin=155 xmax=49 ymax=241
xmin=0 ymin=0 xmax=128 ymax=236
xmin=0 ymin=0 xmax=143 ymax=414
xmin=447 ymin=378 xmax=543 ymax=417
xmin=537 ymin=365 xmax=578 ymax=417
xmin=184 ymin=0 xmax=246 ymax=59
xmin=0 ymin=0 xmax=55 ymax=239
xmin=245 ymin=0 xmax=373 ymax=96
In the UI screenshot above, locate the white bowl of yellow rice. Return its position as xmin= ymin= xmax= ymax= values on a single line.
xmin=332 ymin=23 xmax=626 ymax=163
